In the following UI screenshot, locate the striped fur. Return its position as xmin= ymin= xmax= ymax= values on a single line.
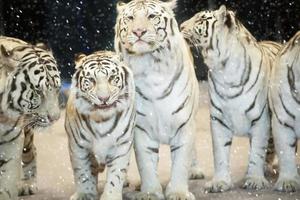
xmin=65 ymin=51 xmax=135 ymax=200
xmin=270 ymin=31 xmax=300 ymax=192
xmin=0 ymin=36 xmax=61 ymax=200
xmin=181 ymin=5 xmax=282 ymax=192
xmin=115 ymin=0 xmax=201 ymax=199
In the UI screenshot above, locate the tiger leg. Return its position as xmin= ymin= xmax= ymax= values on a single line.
xmin=243 ymin=108 xmax=270 ymax=190
xmin=272 ymin=117 xmax=300 ymax=192
xmin=133 ymin=128 xmax=164 ymax=200
xmin=0 ymin=132 xmax=24 ymax=200
xmin=205 ymin=116 xmax=233 ymax=193
xmin=189 ymin=144 xmax=205 ymax=180
xmin=69 ymin=144 xmax=98 ymax=200
xmin=264 ymin=134 xmax=277 ymax=175
xmin=19 ymin=128 xmax=37 ymax=196
xmin=100 ymin=145 xmax=131 ymax=200
xmin=165 ymin=124 xmax=195 ymax=200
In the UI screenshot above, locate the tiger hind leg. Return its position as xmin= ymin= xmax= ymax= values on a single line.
xmin=0 ymin=132 xmax=24 ymax=200
xmin=19 ymin=128 xmax=38 ymax=196
xmin=243 ymin=109 xmax=270 ymax=190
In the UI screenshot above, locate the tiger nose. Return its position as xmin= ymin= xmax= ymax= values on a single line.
xmin=48 ymin=112 xmax=60 ymax=123
xmin=98 ymin=95 xmax=110 ymax=103
xmin=133 ymin=28 xmax=147 ymax=37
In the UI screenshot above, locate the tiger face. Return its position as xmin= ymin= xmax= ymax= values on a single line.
xmin=180 ymin=5 xmax=234 ymax=49
xmin=73 ymin=51 xmax=133 ymax=118
xmin=0 ymin=43 xmax=61 ymax=127
xmin=115 ymin=0 xmax=177 ymax=55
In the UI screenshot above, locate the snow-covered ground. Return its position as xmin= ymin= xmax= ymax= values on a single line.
xmin=21 ymin=82 xmax=300 ymax=200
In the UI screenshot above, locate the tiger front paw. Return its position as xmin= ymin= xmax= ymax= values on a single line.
xmin=242 ymin=176 xmax=270 ymax=190
xmin=18 ymin=179 xmax=38 ymax=196
xmin=189 ymin=166 xmax=205 ymax=180
xmin=274 ymin=177 xmax=300 ymax=193
xmin=133 ymin=191 xmax=164 ymax=200
xmin=204 ymin=179 xmax=232 ymax=193
xmin=165 ymin=191 xmax=195 ymax=200
xmin=0 ymin=189 xmax=12 ymax=200
xmin=70 ymin=192 xmax=98 ymax=200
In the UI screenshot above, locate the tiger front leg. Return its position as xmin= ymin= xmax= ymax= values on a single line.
xmin=205 ymin=116 xmax=233 ymax=193
xmin=165 ymin=125 xmax=196 ymax=200
xmin=133 ymin=127 xmax=164 ymax=200
xmin=243 ymin=108 xmax=270 ymax=190
xmin=189 ymin=144 xmax=205 ymax=180
xmin=0 ymin=132 xmax=24 ymax=200
xmin=100 ymin=145 xmax=132 ymax=200
xmin=19 ymin=128 xmax=38 ymax=196
xmin=272 ymin=116 xmax=300 ymax=192
xmin=69 ymin=143 xmax=98 ymax=200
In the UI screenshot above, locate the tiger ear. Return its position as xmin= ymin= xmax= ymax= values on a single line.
xmin=0 ymin=45 xmax=15 ymax=72
xmin=35 ymin=42 xmax=50 ymax=51
xmin=162 ymin=0 xmax=177 ymax=10
xmin=74 ymin=53 xmax=86 ymax=69
xmin=117 ymin=1 xmax=127 ymax=13
xmin=217 ymin=5 xmax=227 ymax=20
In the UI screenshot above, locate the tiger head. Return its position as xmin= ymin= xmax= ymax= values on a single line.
xmin=73 ymin=51 xmax=134 ymax=119
xmin=0 ymin=43 xmax=61 ymax=127
xmin=115 ymin=0 xmax=178 ymax=55
xmin=180 ymin=5 xmax=235 ymax=49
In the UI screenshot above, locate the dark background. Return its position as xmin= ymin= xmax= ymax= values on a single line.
xmin=0 ymin=0 xmax=299 ymax=81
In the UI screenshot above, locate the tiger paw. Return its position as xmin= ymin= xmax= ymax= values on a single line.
xmin=242 ymin=176 xmax=270 ymax=190
xmin=274 ymin=177 xmax=300 ymax=192
xmin=204 ymin=179 xmax=232 ymax=193
xmin=165 ymin=191 xmax=195 ymax=200
xmin=100 ymin=191 xmax=122 ymax=200
xmin=189 ymin=166 xmax=205 ymax=180
xmin=18 ymin=180 xmax=38 ymax=196
xmin=0 ymin=189 xmax=12 ymax=200
xmin=133 ymin=191 xmax=164 ymax=200
xmin=70 ymin=192 xmax=98 ymax=200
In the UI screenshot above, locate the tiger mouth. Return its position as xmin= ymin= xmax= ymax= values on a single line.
xmin=93 ymin=102 xmax=117 ymax=110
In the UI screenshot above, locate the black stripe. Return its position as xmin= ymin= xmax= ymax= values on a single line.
xmin=147 ymin=147 xmax=159 ymax=153
xmin=210 ymin=99 xmax=222 ymax=114
xmin=272 ymin=103 xmax=295 ymax=131
xmin=279 ymin=92 xmax=295 ymax=119
xmin=246 ymin=51 xmax=262 ymax=93
xmin=172 ymin=95 xmax=189 ymax=115
xmin=157 ymin=63 xmax=183 ymax=100
xmin=211 ymin=115 xmax=231 ymax=130
xmin=224 ymin=141 xmax=232 ymax=146
xmin=136 ymin=87 xmax=151 ymax=101
xmin=0 ymin=158 xmax=12 ymax=168
xmin=245 ymin=91 xmax=259 ymax=113
xmin=250 ymin=103 xmax=266 ymax=127
xmin=170 ymin=145 xmax=183 ymax=153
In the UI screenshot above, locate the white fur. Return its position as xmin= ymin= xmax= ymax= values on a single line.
xmin=115 ymin=1 xmax=199 ymax=199
xmin=269 ymin=31 xmax=300 ymax=192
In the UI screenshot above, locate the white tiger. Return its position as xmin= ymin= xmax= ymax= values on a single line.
xmin=180 ymin=5 xmax=281 ymax=192
xmin=115 ymin=0 xmax=201 ymax=199
xmin=0 ymin=36 xmax=61 ymax=200
xmin=65 ymin=51 xmax=135 ymax=200
xmin=269 ymin=31 xmax=300 ymax=192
